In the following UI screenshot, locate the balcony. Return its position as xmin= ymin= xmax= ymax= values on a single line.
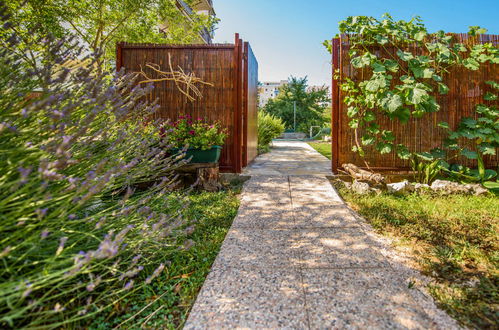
xmin=174 ymin=0 xmax=215 ymax=43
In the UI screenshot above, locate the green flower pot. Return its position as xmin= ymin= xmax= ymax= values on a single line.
xmin=173 ymin=146 xmax=222 ymax=163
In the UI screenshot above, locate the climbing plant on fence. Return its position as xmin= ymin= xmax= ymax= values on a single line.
xmin=324 ymin=14 xmax=498 ymax=164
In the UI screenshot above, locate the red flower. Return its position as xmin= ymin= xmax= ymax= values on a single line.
xmin=189 ymin=130 xmax=195 ymax=135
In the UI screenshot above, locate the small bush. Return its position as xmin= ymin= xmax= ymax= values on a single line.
xmin=258 ymin=112 xmax=285 ymax=153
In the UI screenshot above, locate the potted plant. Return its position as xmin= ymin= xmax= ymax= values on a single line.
xmin=165 ymin=115 xmax=227 ymax=163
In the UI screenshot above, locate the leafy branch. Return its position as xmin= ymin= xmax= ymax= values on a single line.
xmin=324 ymin=14 xmax=498 ymax=163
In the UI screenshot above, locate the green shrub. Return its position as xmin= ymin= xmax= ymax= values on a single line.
xmin=258 ymin=112 xmax=285 ymax=153
xmin=0 ymin=8 xmax=192 ymax=328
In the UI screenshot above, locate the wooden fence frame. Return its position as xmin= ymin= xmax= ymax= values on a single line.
xmin=116 ymin=34 xmax=258 ymax=173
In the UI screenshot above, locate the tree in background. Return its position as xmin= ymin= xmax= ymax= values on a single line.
xmin=262 ymin=77 xmax=330 ymax=134
xmin=4 ymin=0 xmax=218 ymax=71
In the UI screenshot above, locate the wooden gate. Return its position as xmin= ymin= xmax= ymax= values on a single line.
xmin=116 ymin=34 xmax=258 ymax=173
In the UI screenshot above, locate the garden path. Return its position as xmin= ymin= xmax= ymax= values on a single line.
xmin=184 ymin=140 xmax=456 ymax=329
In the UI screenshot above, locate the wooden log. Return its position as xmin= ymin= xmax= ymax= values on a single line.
xmin=196 ymin=166 xmax=221 ymax=192
xmin=176 ymin=162 xmax=221 ymax=191
xmin=342 ymin=163 xmax=385 ymax=184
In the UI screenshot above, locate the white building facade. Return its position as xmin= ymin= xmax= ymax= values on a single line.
xmin=258 ymin=80 xmax=288 ymax=107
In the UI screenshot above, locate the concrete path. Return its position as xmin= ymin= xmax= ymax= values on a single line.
xmin=242 ymin=140 xmax=331 ymax=176
xmin=185 ymin=141 xmax=456 ymax=329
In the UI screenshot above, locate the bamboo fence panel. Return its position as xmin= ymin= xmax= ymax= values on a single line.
xmin=332 ymin=33 xmax=499 ymax=172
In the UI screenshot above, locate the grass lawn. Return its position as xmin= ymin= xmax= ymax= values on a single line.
xmin=332 ymin=182 xmax=499 ymax=328
xmin=308 ymin=142 xmax=332 ymax=159
xmin=90 ymin=187 xmax=241 ymax=329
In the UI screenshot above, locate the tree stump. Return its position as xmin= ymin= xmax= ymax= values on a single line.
xmin=176 ymin=163 xmax=222 ymax=192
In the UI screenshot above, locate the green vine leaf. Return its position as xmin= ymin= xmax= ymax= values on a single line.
xmin=365 ymin=75 xmax=387 ymax=92
xmin=463 ymin=58 xmax=480 ymax=70
xmin=381 ymin=130 xmax=395 ymax=141
xmin=363 ymin=111 xmax=376 ymax=122
xmin=438 ymin=83 xmax=449 ymax=94
xmin=479 ymin=144 xmax=496 ymax=155
xmin=438 ymin=122 xmax=450 ymax=129
xmin=389 ymin=107 xmax=411 ymax=123
xmin=486 ymin=81 xmax=499 ymax=90
xmin=384 ymin=60 xmax=399 ymax=72
xmin=380 ymin=93 xmax=403 ymax=113
xmin=348 ymin=119 xmax=359 ymax=128
xmin=432 ymin=74 xmax=443 ymax=82
xmin=376 ymin=142 xmax=393 ymax=154
xmin=367 ymin=123 xmax=381 ymax=135
xmin=396 ymin=145 xmax=411 ymax=159
xmin=372 ymin=62 xmax=386 ymax=73
xmin=408 ymin=85 xmax=428 ymax=104
xmin=468 ymin=26 xmax=488 ymax=36
xmin=484 ymin=92 xmax=497 ymax=101
xmin=400 ymin=75 xmax=415 ymax=84
xmin=397 ymin=50 xmax=414 ymax=61
xmin=361 ymin=134 xmax=376 ymax=146
xmin=414 ymin=30 xmax=427 ymax=41
xmin=347 ymin=106 xmax=359 ymax=117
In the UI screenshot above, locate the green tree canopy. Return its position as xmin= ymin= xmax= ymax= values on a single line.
xmin=262 ymin=77 xmax=330 ymax=134
xmin=4 ymin=0 xmax=218 ymax=71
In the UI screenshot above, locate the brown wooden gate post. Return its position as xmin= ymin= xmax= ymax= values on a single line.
xmin=116 ymin=42 xmax=123 ymax=71
xmin=331 ymin=38 xmax=341 ymax=173
xmin=233 ymin=33 xmax=243 ymax=173
xmin=242 ymin=42 xmax=249 ymax=167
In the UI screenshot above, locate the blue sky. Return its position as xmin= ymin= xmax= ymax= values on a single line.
xmin=213 ymin=0 xmax=499 ymax=87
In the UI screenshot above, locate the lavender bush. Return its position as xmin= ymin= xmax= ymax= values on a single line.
xmin=0 ymin=5 xmax=193 ymax=328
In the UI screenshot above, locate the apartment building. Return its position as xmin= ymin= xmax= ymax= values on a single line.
xmin=258 ymin=80 xmax=288 ymax=107
xmin=174 ymin=0 xmax=216 ymax=44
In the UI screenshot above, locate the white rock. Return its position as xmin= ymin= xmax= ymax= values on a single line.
xmin=343 ymin=181 xmax=352 ymax=190
xmin=414 ymin=183 xmax=430 ymax=191
xmin=430 ymin=180 xmax=471 ymax=195
xmin=351 ymin=180 xmax=370 ymax=195
xmin=465 ymin=183 xmax=489 ymax=196
xmin=387 ymin=180 xmax=414 ymax=194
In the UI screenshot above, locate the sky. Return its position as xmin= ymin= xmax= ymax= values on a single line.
xmin=212 ymin=0 xmax=499 ymax=87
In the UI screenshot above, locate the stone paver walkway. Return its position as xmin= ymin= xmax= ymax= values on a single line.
xmin=185 ymin=141 xmax=456 ymax=329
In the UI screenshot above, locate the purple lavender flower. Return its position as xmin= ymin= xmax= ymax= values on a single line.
xmin=119 ymin=266 xmax=144 ymax=280
xmin=86 ymin=276 xmax=102 ymax=292
xmin=1 ymin=246 xmax=13 ymax=258
xmin=22 ymin=282 xmax=33 ymax=298
xmin=123 ymin=280 xmax=134 ymax=290
xmin=18 ymin=167 xmax=32 ymax=184
xmin=181 ymin=239 xmax=195 ymax=251
xmin=56 ymin=237 xmax=68 ymax=256
xmin=131 ymin=254 xmax=142 ymax=266
xmin=184 ymin=226 xmax=195 ymax=235
xmin=53 ymin=303 xmax=65 ymax=312
xmin=35 ymin=208 xmax=48 ymax=219
xmin=40 ymin=229 xmax=50 ymax=239
xmin=145 ymin=263 xmax=165 ymax=284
